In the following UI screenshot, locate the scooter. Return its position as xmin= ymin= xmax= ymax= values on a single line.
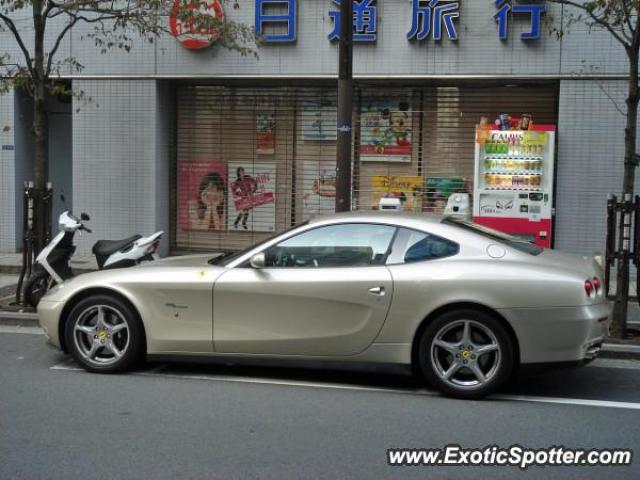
xmin=23 ymin=199 xmax=163 ymax=307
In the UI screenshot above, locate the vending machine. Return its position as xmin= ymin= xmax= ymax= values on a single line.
xmin=472 ymin=124 xmax=556 ymax=248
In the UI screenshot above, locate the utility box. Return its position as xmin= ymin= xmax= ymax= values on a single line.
xmin=378 ymin=197 xmax=402 ymax=212
xmin=444 ymin=193 xmax=471 ymax=220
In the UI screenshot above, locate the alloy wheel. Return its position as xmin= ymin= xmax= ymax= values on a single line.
xmin=430 ymin=319 xmax=501 ymax=389
xmin=72 ymin=304 xmax=130 ymax=366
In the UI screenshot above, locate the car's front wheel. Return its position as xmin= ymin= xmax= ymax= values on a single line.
xmin=64 ymin=294 xmax=144 ymax=373
xmin=418 ymin=309 xmax=514 ymax=399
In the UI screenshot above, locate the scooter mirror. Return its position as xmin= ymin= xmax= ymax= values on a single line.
xmin=80 ymin=213 xmax=90 ymax=221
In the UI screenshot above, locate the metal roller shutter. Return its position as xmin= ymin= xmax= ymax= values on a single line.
xmin=173 ymin=82 xmax=557 ymax=252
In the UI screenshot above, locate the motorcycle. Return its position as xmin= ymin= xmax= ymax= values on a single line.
xmin=23 ymin=198 xmax=163 ymax=307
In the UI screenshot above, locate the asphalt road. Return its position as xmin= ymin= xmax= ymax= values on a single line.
xmin=1 ymin=328 xmax=639 ymax=480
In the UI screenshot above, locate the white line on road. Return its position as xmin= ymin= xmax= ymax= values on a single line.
xmin=49 ymin=363 xmax=640 ymax=411
xmin=0 ymin=325 xmax=43 ymax=335
xmin=491 ymin=394 xmax=640 ymax=411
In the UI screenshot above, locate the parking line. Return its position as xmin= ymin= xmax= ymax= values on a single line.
xmin=48 ymin=363 xmax=640 ymax=411
xmin=491 ymin=394 xmax=640 ymax=411
xmin=0 ymin=325 xmax=44 ymax=335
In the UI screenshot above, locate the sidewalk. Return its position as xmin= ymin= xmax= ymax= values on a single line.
xmin=0 ymin=253 xmax=97 ymax=275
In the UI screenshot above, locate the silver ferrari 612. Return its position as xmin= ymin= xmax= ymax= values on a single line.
xmin=38 ymin=212 xmax=610 ymax=399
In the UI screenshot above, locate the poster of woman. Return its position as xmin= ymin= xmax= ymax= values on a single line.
xmin=228 ymin=162 xmax=276 ymax=232
xmin=178 ymin=160 xmax=228 ymax=231
xmin=301 ymin=159 xmax=337 ymax=220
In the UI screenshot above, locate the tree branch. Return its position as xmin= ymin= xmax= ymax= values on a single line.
xmin=0 ymin=12 xmax=34 ymax=75
xmin=46 ymin=15 xmax=79 ymax=76
xmin=548 ymin=0 xmax=631 ymax=47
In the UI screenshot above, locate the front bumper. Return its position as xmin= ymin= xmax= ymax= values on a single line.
xmin=499 ymin=302 xmax=611 ymax=364
xmin=37 ymin=299 xmax=65 ymax=349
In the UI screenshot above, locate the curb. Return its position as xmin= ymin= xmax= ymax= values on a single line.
xmin=0 ymin=266 xmax=94 ymax=275
xmin=1 ymin=310 xmax=640 ymax=360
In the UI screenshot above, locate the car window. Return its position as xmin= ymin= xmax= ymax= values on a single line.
xmin=442 ymin=217 xmax=542 ymax=256
xmin=211 ymin=221 xmax=309 ymax=266
xmin=386 ymin=228 xmax=459 ymax=265
xmin=264 ymin=223 xmax=396 ymax=268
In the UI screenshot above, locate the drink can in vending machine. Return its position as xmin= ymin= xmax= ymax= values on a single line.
xmin=519 ymin=114 xmax=532 ymax=130
xmin=500 ymin=114 xmax=510 ymax=131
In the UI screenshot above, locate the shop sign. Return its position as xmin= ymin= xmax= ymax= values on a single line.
xmin=255 ymin=0 xmax=298 ymax=42
xmin=254 ymin=0 xmax=546 ymax=44
xmin=371 ymin=176 xmax=423 ymax=212
xmin=170 ymin=0 xmax=224 ymax=50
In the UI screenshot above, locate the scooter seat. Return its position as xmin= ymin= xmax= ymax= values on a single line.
xmin=92 ymin=235 xmax=142 ymax=257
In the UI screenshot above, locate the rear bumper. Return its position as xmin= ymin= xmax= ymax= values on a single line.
xmin=499 ymin=302 xmax=610 ymax=364
xmin=37 ymin=299 xmax=65 ymax=349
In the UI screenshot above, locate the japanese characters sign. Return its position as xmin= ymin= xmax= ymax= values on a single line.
xmin=252 ymin=0 xmax=546 ymax=44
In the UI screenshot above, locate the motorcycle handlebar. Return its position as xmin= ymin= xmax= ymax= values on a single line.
xmin=82 ymin=225 xmax=92 ymax=233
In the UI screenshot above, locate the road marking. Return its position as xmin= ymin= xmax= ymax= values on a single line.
xmin=491 ymin=394 xmax=640 ymax=411
xmin=49 ymin=363 xmax=640 ymax=411
xmin=0 ymin=325 xmax=44 ymax=335
xmin=50 ymin=359 xmax=82 ymax=370
xmin=588 ymin=358 xmax=640 ymax=370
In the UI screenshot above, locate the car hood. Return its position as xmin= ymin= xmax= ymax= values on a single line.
xmin=137 ymin=254 xmax=219 ymax=268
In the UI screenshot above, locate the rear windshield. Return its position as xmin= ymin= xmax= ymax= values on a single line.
xmin=442 ymin=217 xmax=543 ymax=256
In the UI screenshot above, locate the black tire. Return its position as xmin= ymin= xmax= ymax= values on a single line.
xmin=418 ymin=309 xmax=515 ymax=399
xmin=64 ymin=294 xmax=145 ymax=373
xmin=23 ymin=269 xmax=52 ymax=307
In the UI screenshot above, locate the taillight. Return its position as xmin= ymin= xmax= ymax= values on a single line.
xmin=593 ymin=277 xmax=601 ymax=293
xmin=584 ymin=279 xmax=593 ymax=297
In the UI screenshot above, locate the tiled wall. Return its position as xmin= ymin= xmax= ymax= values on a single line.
xmin=0 ymin=91 xmax=15 ymax=252
xmin=58 ymin=1 xmax=627 ymax=78
xmin=556 ymin=80 xmax=640 ymax=254
xmin=72 ymin=80 xmax=170 ymax=255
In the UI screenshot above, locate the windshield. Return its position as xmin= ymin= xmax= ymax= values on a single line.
xmin=442 ymin=217 xmax=543 ymax=256
xmin=209 ymin=221 xmax=309 ymax=267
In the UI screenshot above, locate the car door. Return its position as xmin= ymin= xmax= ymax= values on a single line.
xmin=213 ymin=223 xmax=396 ymax=356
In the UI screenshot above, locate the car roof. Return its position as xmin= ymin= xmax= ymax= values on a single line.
xmin=308 ymin=211 xmax=445 ymax=227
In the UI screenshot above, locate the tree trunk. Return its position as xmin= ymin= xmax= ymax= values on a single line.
xmin=611 ymin=47 xmax=639 ymax=338
xmin=32 ymin=1 xmax=48 ymax=253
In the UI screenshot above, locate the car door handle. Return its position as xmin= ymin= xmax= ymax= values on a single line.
xmin=368 ymin=286 xmax=385 ymax=296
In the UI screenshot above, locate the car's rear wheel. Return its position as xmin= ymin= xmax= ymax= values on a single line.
xmin=418 ymin=309 xmax=514 ymax=399
xmin=64 ymin=294 xmax=144 ymax=373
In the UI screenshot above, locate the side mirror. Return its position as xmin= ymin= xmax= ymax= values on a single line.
xmin=80 ymin=213 xmax=90 ymax=221
xmin=250 ymin=252 xmax=266 ymax=269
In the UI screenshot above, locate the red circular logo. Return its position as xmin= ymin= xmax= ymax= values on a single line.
xmin=169 ymin=0 xmax=224 ymax=50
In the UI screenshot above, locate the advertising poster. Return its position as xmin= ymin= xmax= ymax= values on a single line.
xmin=302 ymin=97 xmax=337 ymax=142
xmin=424 ymin=177 xmax=469 ymax=213
xmin=178 ymin=160 xmax=228 ymax=231
xmin=228 ymin=161 xmax=276 ymax=232
xmin=302 ymin=160 xmax=337 ymax=220
xmin=360 ymin=99 xmax=412 ymax=163
xmin=256 ymin=112 xmax=275 ymax=154
xmin=371 ymin=176 xmax=423 ymax=212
